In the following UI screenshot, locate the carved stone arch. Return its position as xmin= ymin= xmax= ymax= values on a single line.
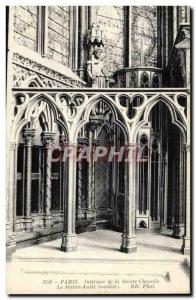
xmin=12 ymin=93 xmax=69 ymax=142
xmin=140 ymin=72 xmax=150 ymax=88
xmin=71 ymin=93 xmax=130 ymax=143
xmin=151 ymin=137 xmax=160 ymax=152
xmin=137 ymin=134 xmax=149 ymax=157
xmin=152 ymin=73 xmax=160 ymax=88
xmin=82 ymin=94 xmax=121 ymax=123
xmin=39 ymin=103 xmax=55 ymax=132
xmin=138 ymin=133 xmax=148 ymax=143
xmin=20 ymin=75 xmax=44 ymax=88
xmin=131 ymin=94 xmax=187 ymax=143
xmin=97 ymin=121 xmax=113 ymax=141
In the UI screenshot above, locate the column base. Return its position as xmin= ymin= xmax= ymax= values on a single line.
xmin=6 ymin=222 xmax=12 ymax=240
xmin=181 ymin=237 xmax=190 ymax=255
xmin=6 ymin=233 xmax=16 ymax=262
xmin=172 ymin=223 xmax=185 ymax=239
xmin=43 ymin=215 xmax=53 ymax=227
xmin=61 ymin=233 xmax=77 ymax=252
xmin=120 ymin=234 xmax=137 ymax=253
xmin=159 ymin=223 xmax=167 ymax=232
xmin=77 ymin=210 xmax=85 ymax=219
xmin=24 ymin=218 xmax=33 ymax=232
xmin=86 ymin=210 xmax=96 ymax=220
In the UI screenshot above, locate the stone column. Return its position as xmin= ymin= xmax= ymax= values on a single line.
xmin=76 ymin=138 xmax=88 ymax=219
xmin=42 ymin=132 xmax=55 ymax=227
xmin=86 ymin=128 xmax=96 ymax=219
xmin=77 ymin=158 xmax=83 ymax=214
xmin=111 ymin=135 xmax=117 ymax=227
xmin=173 ymin=141 xmax=185 ymax=238
xmin=61 ymin=142 xmax=77 ymax=252
xmin=160 ymin=153 xmax=168 ymax=231
xmin=23 ymin=128 xmax=35 ymax=231
xmin=59 ymin=134 xmax=67 ymax=213
xmin=6 ymin=142 xmax=18 ymax=260
xmin=88 ymin=6 xmax=95 ymax=28
xmin=121 ymin=143 xmax=137 ymax=253
xmin=182 ymin=143 xmax=191 ymax=254
xmin=78 ymin=6 xmax=87 ymax=80
xmin=186 ymin=48 xmax=190 ymax=88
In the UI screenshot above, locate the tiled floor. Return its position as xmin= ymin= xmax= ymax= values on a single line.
xmin=14 ymin=229 xmax=185 ymax=262
xmin=8 ymin=230 xmax=190 ymax=294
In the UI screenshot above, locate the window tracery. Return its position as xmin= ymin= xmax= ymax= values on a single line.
xmin=140 ymin=72 xmax=149 ymax=87
xmin=152 ymin=73 xmax=160 ymax=88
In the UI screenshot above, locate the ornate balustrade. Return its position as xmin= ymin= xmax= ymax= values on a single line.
xmin=8 ymin=86 xmax=190 ymax=254
xmin=12 ymin=87 xmax=189 ymax=144
xmin=113 ymin=67 xmax=163 ymax=88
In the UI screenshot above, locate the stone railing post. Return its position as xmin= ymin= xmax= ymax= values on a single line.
xmin=173 ymin=142 xmax=185 ymax=238
xmin=23 ymin=128 xmax=35 ymax=231
xmin=182 ymin=143 xmax=191 ymax=254
xmin=59 ymin=134 xmax=67 ymax=213
xmin=42 ymin=131 xmax=55 ymax=227
xmin=61 ymin=142 xmax=77 ymax=252
xmin=6 ymin=142 xmax=18 ymax=260
xmin=121 ymin=143 xmax=137 ymax=253
xmin=86 ymin=128 xmax=96 ymax=219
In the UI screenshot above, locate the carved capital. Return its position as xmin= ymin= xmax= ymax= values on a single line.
xmin=93 ymin=138 xmax=100 ymax=146
xmin=183 ymin=143 xmax=191 ymax=153
xmin=181 ymin=28 xmax=190 ymax=40
xmin=23 ymin=129 xmax=35 ymax=146
xmin=77 ymin=137 xmax=89 ymax=146
xmin=88 ymin=116 xmax=104 ymax=132
xmin=42 ymin=132 xmax=55 ymax=148
xmin=67 ymin=142 xmax=78 ymax=148
xmin=126 ymin=143 xmax=137 ymax=150
xmin=59 ymin=134 xmax=67 ymax=149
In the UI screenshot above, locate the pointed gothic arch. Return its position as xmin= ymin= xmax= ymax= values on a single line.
xmin=131 ymin=94 xmax=187 ymax=143
xmin=140 ymin=72 xmax=150 ymax=87
xmin=12 ymin=93 xmax=69 ymax=143
xmin=134 ymin=99 xmax=186 ymax=235
xmin=71 ymin=93 xmax=130 ymax=143
xmin=20 ymin=75 xmax=45 ymax=88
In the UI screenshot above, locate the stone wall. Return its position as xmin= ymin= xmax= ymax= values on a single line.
xmin=13 ymin=6 xmax=71 ymax=67
xmin=11 ymin=6 xmax=85 ymax=88
xmin=13 ymin=6 xmax=38 ymax=52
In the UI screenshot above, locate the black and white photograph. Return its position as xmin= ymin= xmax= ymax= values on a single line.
xmin=5 ymin=4 xmax=191 ymax=295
